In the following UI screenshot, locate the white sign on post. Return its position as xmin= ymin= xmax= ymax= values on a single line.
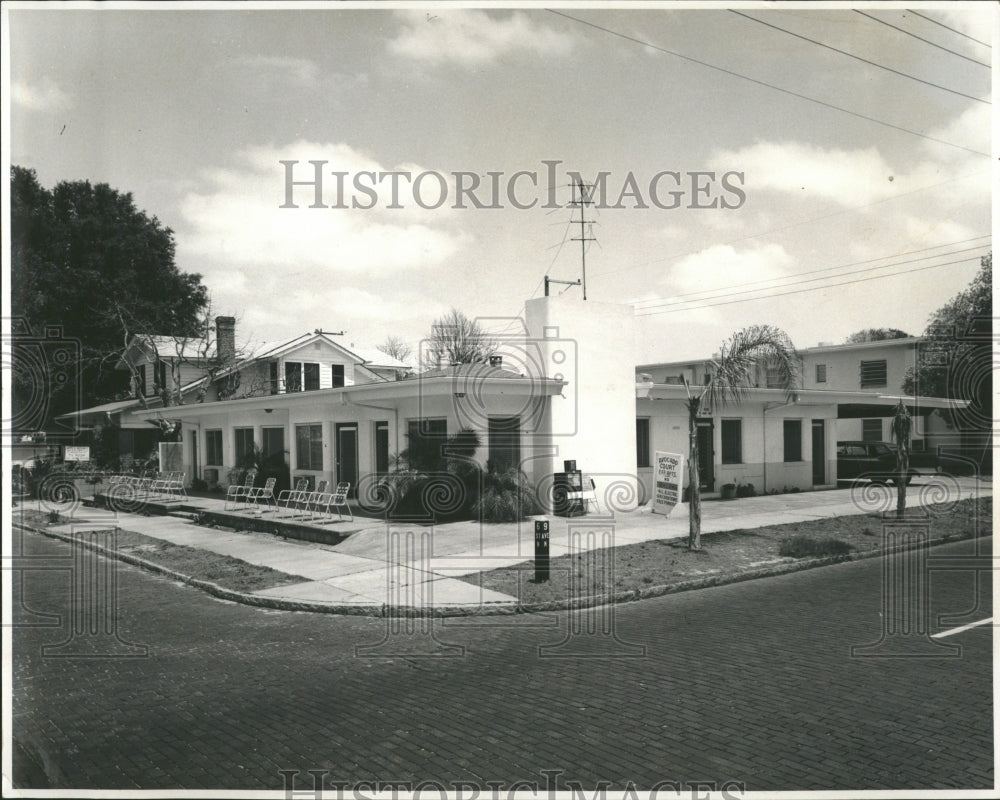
xmin=64 ymin=446 xmax=91 ymax=462
xmin=652 ymin=450 xmax=684 ymax=516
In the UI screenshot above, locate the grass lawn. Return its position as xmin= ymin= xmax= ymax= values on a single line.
xmin=458 ymin=497 xmax=992 ymax=606
xmin=15 ymin=508 xmax=304 ymax=594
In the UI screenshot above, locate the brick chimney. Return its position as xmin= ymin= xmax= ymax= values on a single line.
xmin=215 ymin=316 xmax=236 ymax=363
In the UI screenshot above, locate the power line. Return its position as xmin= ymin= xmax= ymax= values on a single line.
xmin=854 ymin=10 xmax=989 ymax=68
xmin=590 ymin=168 xmax=991 ymax=280
xmin=907 ymin=9 xmax=992 ymax=49
xmin=632 ymin=242 xmax=990 ymax=311
xmin=634 ymin=254 xmax=986 ymax=316
xmin=547 ymin=10 xmax=989 ymax=158
xmin=730 ymin=11 xmax=989 ymax=104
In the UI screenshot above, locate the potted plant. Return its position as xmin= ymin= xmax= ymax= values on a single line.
xmin=721 ymin=483 xmax=737 ymax=500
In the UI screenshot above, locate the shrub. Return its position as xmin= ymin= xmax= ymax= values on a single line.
xmin=779 ymin=535 xmax=852 ymax=558
xmin=473 ymin=468 xmax=540 ymax=523
xmin=190 ymin=478 xmax=208 ymax=492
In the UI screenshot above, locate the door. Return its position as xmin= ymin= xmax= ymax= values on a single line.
xmin=262 ymin=427 xmax=289 ymax=493
xmin=189 ymin=430 xmax=199 ymax=481
xmin=812 ymin=419 xmax=825 ymax=485
xmin=336 ymin=423 xmax=359 ymax=496
xmin=696 ymin=418 xmax=714 ymax=491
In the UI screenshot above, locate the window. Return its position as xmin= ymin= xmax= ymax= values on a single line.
xmin=766 ymin=365 xmax=785 ymax=389
xmin=636 ymin=418 xmax=651 ymax=468
xmin=205 ymin=430 xmax=223 ymax=466
xmin=295 ymin=424 xmax=324 ymax=470
xmin=234 ymin=428 xmax=254 ymax=464
xmin=815 ymin=364 xmax=827 ymax=384
xmin=721 ymin=419 xmax=742 ymax=464
xmin=285 ymin=361 xmax=302 ymax=392
xmin=268 ymin=362 xmax=279 ymax=395
xmin=303 ymin=362 xmax=320 ymax=391
xmin=406 ymin=418 xmax=447 ymax=471
xmin=488 ymin=416 xmax=521 ymax=473
xmin=783 ymin=419 xmax=802 ymax=462
xmin=860 ymin=359 xmax=887 ymax=388
xmin=155 ymin=361 xmax=168 ymax=394
xmin=331 ymin=364 xmax=345 ymax=388
xmin=374 ymin=421 xmax=390 ymax=474
xmin=862 ymin=419 xmax=882 ymax=442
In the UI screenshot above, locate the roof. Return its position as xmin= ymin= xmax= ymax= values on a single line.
xmin=412 ymin=363 xmax=527 ymax=380
xmin=56 ymin=398 xmax=146 ymax=419
xmin=235 ymin=332 xmax=411 ymax=372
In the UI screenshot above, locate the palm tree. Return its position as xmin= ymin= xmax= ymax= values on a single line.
xmin=889 ymin=400 xmax=912 ymax=519
xmin=683 ymin=325 xmax=798 ymax=550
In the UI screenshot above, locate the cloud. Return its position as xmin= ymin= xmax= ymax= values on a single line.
xmin=709 ymin=141 xmax=953 ymax=207
xmin=231 ymin=55 xmax=320 ymax=85
xmin=12 ymin=78 xmax=73 ymax=112
xmin=387 ymin=9 xmax=575 ymax=66
xmin=176 ymin=140 xmax=470 ymax=334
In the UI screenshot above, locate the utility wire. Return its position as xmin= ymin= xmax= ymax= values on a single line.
xmin=730 ymin=11 xmax=988 ymax=104
xmin=854 ymin=10 xmax=989 ymax=68
xmin=547 ymin=10 xmax=989 ymax=158
xmin=632 ymin=243 xmax=989 ymax=311
xmin=907 ymin=9 xmax=992 ymax=49
xmin=590 ymin=168 xmax=991 ymax=280
xmin=631 ymin=236 xmax=991 ymax=306
xmin=635 ymin=254 xmax=985 ymax=316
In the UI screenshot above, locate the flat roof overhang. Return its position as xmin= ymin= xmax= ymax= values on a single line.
xmin=638 ymin=384 xmax=967 ymax=413
xmin=132 ymin=375 xmax=567 ymax=420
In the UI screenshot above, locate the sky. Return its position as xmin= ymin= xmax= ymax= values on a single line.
xmin=4 ymin=2 xmax=994 ymax=364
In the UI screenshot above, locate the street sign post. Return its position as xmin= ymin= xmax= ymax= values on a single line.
xmin=534 ymin=519 xmax=550 ymax=582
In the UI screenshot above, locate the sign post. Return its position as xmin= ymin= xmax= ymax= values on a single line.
xmin=652 ymin=451 xmax=684 ymax=516
xmin=534 ymin=519 xmax=550 ymax=582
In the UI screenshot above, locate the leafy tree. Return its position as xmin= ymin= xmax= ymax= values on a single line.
xmin=844 ymin=327 xmax=911 ymax=343
xmin=683 ymin=325 xmax=798 ymax=550
xmin=903 ymin=253 xmax=991 ymax=412
xmin=10 ymin=166 xmax=209 ymax=425
xmin=425 ymin=309 xmax=497 ymax=367
xmin=889 ymin=400 xmax=911 ymax=519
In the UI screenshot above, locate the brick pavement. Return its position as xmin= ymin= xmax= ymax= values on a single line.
xmin=9 ymin=528 xmax=992 ymax=792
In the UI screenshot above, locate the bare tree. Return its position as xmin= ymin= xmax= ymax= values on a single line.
xmin=378 ymin=335 xmax=412 ymax=363
xmin=426 ymin=309 xmax=497 ymax=367
xmin=890 ymin=400 xmax=912 ymax=519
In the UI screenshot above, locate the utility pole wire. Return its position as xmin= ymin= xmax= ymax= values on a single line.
xmin=854 ymin=10 xmax=989 ymax=68
xmin=907 ymin=9 xmax=992 ymax=48
xmin=730 ymin=11 xmax=988 ymax=104
xmin=547 ymin=10 xmax=989 ymax=158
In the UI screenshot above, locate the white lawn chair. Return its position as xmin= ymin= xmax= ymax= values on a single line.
xmin=225 ymin=469 xmax=256 ymax=510
xmin=276 ymin=478 xmax=309 ymax=516
xmin=329 ymin=482 xmax=353 ymax=522
xmin=247 ymin=476 xmax=277 ymax=512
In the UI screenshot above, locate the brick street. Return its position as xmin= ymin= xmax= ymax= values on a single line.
xmin=10 ymin=527 xmax=992 ymax=792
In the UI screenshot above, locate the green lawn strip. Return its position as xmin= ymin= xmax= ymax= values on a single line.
xmin=460 ymin=497 xmax=992 ymax=606
xmin=15 ymin=509 xmax=305 ymax=594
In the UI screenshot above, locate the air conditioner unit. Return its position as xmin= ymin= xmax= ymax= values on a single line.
xmin=204 ymin=468 xmax=219 ymax=486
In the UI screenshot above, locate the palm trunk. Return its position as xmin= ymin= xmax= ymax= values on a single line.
xmin=688 ymin=403 xmax=701 ymax=550
xmin=896 ymin=446 xmax=908 ymax=519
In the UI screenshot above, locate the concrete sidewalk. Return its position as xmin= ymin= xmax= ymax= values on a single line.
xmin=41 ymin=475 xmax=991 ymax=611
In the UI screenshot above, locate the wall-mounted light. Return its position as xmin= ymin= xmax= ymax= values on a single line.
xmin=454 ymin=392 xmax=466 ymax=399
xmin=264 ymin=408 xmax=273 ymax=414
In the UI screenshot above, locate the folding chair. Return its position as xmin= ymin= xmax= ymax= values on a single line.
xmin=247 ymin=476 xmax=277 ymax=513
xmin=329 ymin=482 xmax=353 ymax=522
xmin=225 ymin=469 xmax=256 ymax=510
xmin=276 ymin=478 xmax=309 ymax=516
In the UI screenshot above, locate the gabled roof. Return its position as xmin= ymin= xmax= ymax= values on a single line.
xmin=228 ymin=331 xmax=410 ymax=374
xmin=116 ymin=333 xmax=214 ymax=369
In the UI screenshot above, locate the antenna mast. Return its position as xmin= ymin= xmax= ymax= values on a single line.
xmin=569 ymin=179 xmax=595 ymax=300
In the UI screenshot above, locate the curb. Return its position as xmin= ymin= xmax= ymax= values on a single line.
xmin=15 ymin=517 xmax=981 ymax=619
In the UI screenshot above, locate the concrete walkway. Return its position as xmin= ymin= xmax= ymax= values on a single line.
xmin=41 ymin=475 xmax=991 ymax=610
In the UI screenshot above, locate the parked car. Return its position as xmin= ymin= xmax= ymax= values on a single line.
xmin=837 ymin=441 xmax=917 ymax=485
